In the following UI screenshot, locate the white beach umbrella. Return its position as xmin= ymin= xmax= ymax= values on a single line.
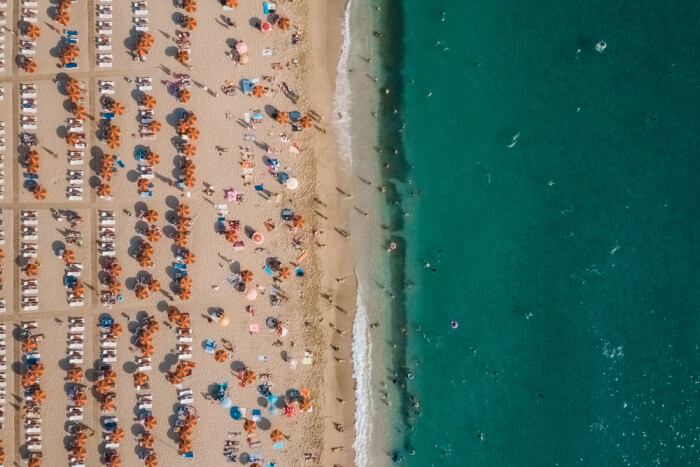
xmin=285 ymin=177 xmax=299 ymax=190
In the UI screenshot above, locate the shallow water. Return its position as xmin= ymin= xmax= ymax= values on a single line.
xmin=353 ymin=0 xmax=700 ymax=465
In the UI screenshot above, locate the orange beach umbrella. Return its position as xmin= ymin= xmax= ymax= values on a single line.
xmin=276 ymin=112 xmax=290 ymax=124
xmin=25 ymin=24 xmax=41 ymax=39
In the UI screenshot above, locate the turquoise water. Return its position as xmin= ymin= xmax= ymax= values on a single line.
xmin=372 ymin=0 xmax=700 ymax=464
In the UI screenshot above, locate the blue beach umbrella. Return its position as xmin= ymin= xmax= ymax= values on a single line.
xmin=230 ymin=406 xmax=241 ymax=420
xmin=220 ymin=396 xmax=232 ymax=408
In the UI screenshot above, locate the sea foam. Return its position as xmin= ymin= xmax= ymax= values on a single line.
xmin=352 ymin=283 xmax=372 ymax=466
xmin=333 ymin=0 xmax=353 ymax=169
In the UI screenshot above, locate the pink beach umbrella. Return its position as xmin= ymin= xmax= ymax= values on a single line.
xmin=244 ymin=288 xmax=257 ymax=301
xmin=235 ymin=42 xmax=247 ymax=54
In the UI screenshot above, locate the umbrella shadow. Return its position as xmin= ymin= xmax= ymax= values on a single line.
xmin=229 ymin=261 xmax=240 ymax=274
xmin=165 ymin=195 xmax=180 ymax=210
xmin=52 ymin=240 xmax=66 ymax=256
xmin=264 ymin=105 xmax=277 ymax=118
xmin=249 ymin=17 xmax=260 ymax=29
xmin=123 ymin=360 xmax=138 ymax=374
xmin=231 ymin=360 xmax=245 ymax=372
xmin=258 ymin=417 xmax=272 ymax=431
xmin=158 ymin=352 xmax=178 ymax=373
xmin=127 ymin=169 xmax=141 ymax=183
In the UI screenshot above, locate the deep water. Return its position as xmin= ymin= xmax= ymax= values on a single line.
xmin=376 ymin=0 xmax=700 ymax=465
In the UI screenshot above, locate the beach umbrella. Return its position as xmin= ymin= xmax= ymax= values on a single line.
xmin=23 ymin=58 xmax=37 ymax=73
xmin=68 ymin=89 xmax=83 ymax=102
xmin=181 ymin=143 xmax=196 ymax=157
xmin=106 ymin=263 xmax=122 ymax=276
xmin=240 ymin=270 xmax=253 ymax=283
xmin=26 ymin=164 xmax=39 ymax=175
xmin=148 ymin=121 xmax=162 ymax=133
xmin=74 ymin=431 xmax=88 ymax=446
xmin=141 ymin=95 xmax=156 ymax=108
xmin=214 ymin=349 xmax=227 ymax=362
xmin=22 ymin=338 xmax=37 ymax=353
xmin=179 ymin=438 xmax=192 ymax=451
xmin=138 ymin=255 xmax=153 ymax=267
xmin=169 ymin=373 xmax=184 ymax=385
xmin=66 ymin=133 xmax=79 ymax=146
xmin=102 ymin=153 xmax=115 ymax=164
xmin=176 ymin=121 xmax=190 ymax=134
xmin=25 ymin=24 xmax=41 ymax=39
xmin=252 ymin=85 xmax=265 ymax=97
xmin=110 ymin=101 xmax=125 ymax=115
xmin=134 ymin=42 xmax=149 ymax=56
xmin=137 ymin=179 xmax=152 ymax=193
xmin=68 ymin=367 xmax=83 ymax=382
xmin=176 ymin=50 xmax=190 ymax=64
xmin=22 ymin=373 xmax=37 ymax=387
xmin=109 ymin=323 xmax=122 ymax=336
xmin=139 ymin=32 xmax=154 ymax=47
xmin=100 ymin=166 xmax=115 ymax=180
xmin=244 ymin=287 xmax=257 ymax=301
xmin=300 ymin=115 xmax=313 ymax=128
xmin=134 ymin=372 xmax=148 ymax=387
xmin=148 ymin=279 xmax=161 ymax=293
xmin=26 ymin=150 xmax=39 ymax=164
xmin=142 ymin=415 xmax=156 ymax=429
xmin=174 ymin=232 xmax=189 ymax=247
xmin=106 ymin=125 xmax=121 ymax=138
xmin=225 ymin=231 xmax=237 ymax=243
xmin=24 ymin=263 xmax=39 ymax=277
xmin=145 ymin=455 xmax=158 ymax=467
xmin=276 ymin=112 xmax=290 ymax=124
xmin=226 ymin=0 xmax=238 ymax=7
xmin=260 ymin=21 xmax=272 ymax=33
xmin=270 ymin=429 xmax=283 ymax=442
xmin=185 ymin=127 xmax=200 ymax=140
xmin=236 ymin=42 xmax=247 ymax=54
xmin=177 ymin=203 xmax=190 ymax=217
xmin=177 ymin=218 xmax=191 ymax=231
xmin=181 ymin=251 xmax=196 ymax=265
xmin=108 ymin=281 xmax=122 ymax=294
xmin=278 ymin=267 xmax=291 ymax=280
xmin=183 ymin=176 xmax=196 ymax=187
xmin=179 ymin=288 xmax=192 ymax=300
xmin=55 ymin=9 xmax=70 ymax=25
xmin=168 ymin=306 xmax=180 ymax=322
xmin=98 ymin=184 xmax=112 ymax=198
xmin=252 ymin=232 xmax=264 ymax=244
xmin=31 ymin=388 xmax=46 ymax=403
xmin=107 ymin=456 xmax=121 ymax=467
xmin=183 ymin=0 xmax=197 ymax=12
xmin=178 ymin=89 xmax=191 ymax=102
xmin=72 ymin=104 xmax=87 ymax=119
xmin=95 ymin=380 xmax=110 ymax=393
xmin=101 ymin=397 xmax=115 ymax=412
xmin=292 ymin=215 xmax=305 ymax=228
xmin=182 ymin=16 xmax=196 ymax=30
xmin=141 ymin=432 xmax=154 ymax=448
xmin=135 ymin=286 xmax=148 ymax=300
xmin=285 ymin=404 xmax=296 ymax=418
xmin=28 ymin=363 xmax=45 ymax=377
xmin=143 ymin=209 xmax=158 ymax=223
xmin=28 ymin=457 xmax=40 ymax=467
xmin=62 ymin=44 xmax=80 ymax=59
xmin=71 ymin=447 xmax=86 ymax=461
xmin=141 ymin=243 xmax=154 ymax=255
xmin=33 ymin=186 xmax=47 ymax=200
xmin=62 ymin=249 xmax=75 ymax=263
xmin=243 ymin=419 xmax=256 ymax=433
xmin=109 ymin=429 xmax=125 ymax=446
xmin=146 ymin=228 xmax=161 ymax=242
xmin=184 ymin=413 xmax=198 ymax=427
xmin=107 ymin=135 xmax=121 ymax=149
xmin=278 ymin=17 xmax=290 ymax=30
xmin=179 ymin=277 xmax=193 ymax=289
xmin=102 ymin=369 xmax=117 ymax=384
xmin=72 ymin=282 xmax=85 ymax=294
xmin=184 ymin=113 xmax=197 ymax=125
xmin=175 ymin=313 xmax=191 ymax=328
xmin=243 ymin=369 xmax=256 ymax=384
xmin=299 ymin=397 xmax=312 ymax=412
xmin=142 ymin=344 xmax=154 ymax=357
xmin=74 ymin=392 xmax=87 ymax=407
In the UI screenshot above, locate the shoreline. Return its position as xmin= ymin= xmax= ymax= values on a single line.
xmin=305 ymin=0 xmax=358 ymax=465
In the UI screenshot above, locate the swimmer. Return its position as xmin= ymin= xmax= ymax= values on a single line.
xmin=450 ymin=320 xmax=458 ymax=329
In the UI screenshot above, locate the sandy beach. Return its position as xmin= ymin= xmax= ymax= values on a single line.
xmin=0 ymin=0 xmax=355 ymax=465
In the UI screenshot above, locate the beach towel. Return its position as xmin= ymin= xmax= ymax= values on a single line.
xmin=249 ymin=323 xmax=260 ymax=334
xmin=254 ymin=184 xmax=264 ymax=191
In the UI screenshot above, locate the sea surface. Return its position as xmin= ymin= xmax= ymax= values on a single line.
xmin=340 ymin=0 xmax=700 ymax=466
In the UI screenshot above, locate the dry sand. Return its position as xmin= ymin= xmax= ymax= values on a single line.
xmin=0 ymin=0 xmax=357 ymax=465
